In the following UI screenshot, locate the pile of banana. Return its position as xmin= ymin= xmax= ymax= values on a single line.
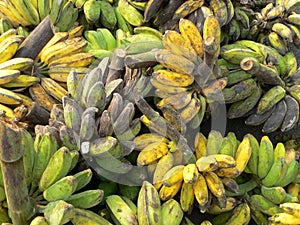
xmin=0 ymin=0 xmax=78 ymax=32
xmin=219 ymin=39 xmax=300 ymax=133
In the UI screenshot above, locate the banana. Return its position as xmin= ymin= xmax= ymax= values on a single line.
xmin=40 ymin=37 xmax=87 ymax=65
xmin=221 ymin=177 xmax=239 ymax=194
xmin=134 ymin=133 xmax=168 ymax=150
xmin=245 ymin=104 xmax=276 ymax=126
xmin=261 ymin=156 xmax=286 ymax=187
xmin=137 ymin=181 xmax=162 ymax=225
xmin=280 ymin=202 xmax=300 ymax=217
xmin=0 ymin=85 xmax=23 ymax=105
xmin=156 ymin=91 xmax=193 ymax=110
xmin=155 ymin=49 xmax=195 ymax=75
xmin=281 ymin=95 xmax=299 ymax=132
xmin=272 ymin=22 xmax=293 ymax=43
xmin=0 ymin=69 xmax=20 ymax=85
xmin=118 ymin=0 xmax=143 ymax=26
xmin=159 ymin=181 xmax=182 ymax=201
xmin=179 ymin=18 xmax=204 ymax=57
xmin=71 ymin=208 xmax=112 ymax=225
xmin=48 ymin=52 xmax=93 ymax=68
xmin=161 ymin=199 xmax=183 ymax=225
xmin=257 ymin=136 xmax=274 ymax=179
xmin=172 ymin=0 xmax=204 ymax=20
xmin=182 ymin=163 xmax=199 ymax=184
xmin=203 ymin=14 xmax=221 ymax=58
xmin=79 ymin=107 xmax=98 ymax=142
xmin=39 ymin=146 xmax=73 ymax=192
xmin=73 ymin=169 xmax=93 ymax=192
xmin=137 ymin=139 xmax=169 ymax=166
xmin=30 ymin=216 xmax=49 ymax=225
xmin=276 ymin=160 xmax=299 ymax=187
xmin=257 ymin=85 xmax=286 ymax=114
xmin=223 ymin=202 xmax=251 ymax=225
xmin=269 ymin=212 xmax=300 ymax=224
xmin=11 ymin=0 xmax=40 ymax=25
xmin=180 ymin=182 xmax=194 ymax=213
xmin=179 ymin=97 xmax=201 ymax=123
xmin=205 ymin=130 xmax=222 ymax=155
xmin=0 ymin=57 xmax=33 ymax=71
xmin=83 ymin=0 xmax=100 ymax=24
xmin=262 ymin=99 xmax=287 ymax=133
xmin=221 ymin=46 xmax=264 ymax=65
xmin=196 ymin=155 xmax=219 ymax=173
xmin=162 ymin=165 xmax=184 ymax=187
xmin=193 ymin=173 xmax=209 ymax=212
xmin=218 ymin=137 xmax=234 ymax=157
xmin=37 ymin=31 xmax=69 ymax=60
xmin=204 ymin=171 xmax=225 ymax=199
xmin=153 ymin=152 xmax=174 ymax=189
xmin=106 ymin=195 xmax=138 ymax=225
xmin=20 ymin=128 xmax=35 ymax=188
xmin=227 ymin=83 xmax=261 ymax=119
xmin=250 ymin=194 xmax=284 ymax=216
xmin=30 ymin=133 xmax=58 ymax=193
xmin=249 ymin=203 xmax=268 ymax=225
xmin=40 ymin=77 xmax=68 ymax=102
xmin=162 ymin=30 xmax=197 ymax=62
xmin=1 ymin=75 xmax=39 ymax=88
xmin=43 ymin=175 xmax=77 ymax=201
xmin=234 ymin=135 xmax=252 ymax=175
xmin=209 ymin=0 xmax=228 ymax=27
xmin=37 ymin=0 xmax=51 ymax=21
xmin=245 ymin=134 xmax=259 ymax=176
xmin=284 ymin=52 xmax=298 ymax=78
xmin=261 ymin=185 xmax=287 ymax=204
xmin=0 ymin=36 xmax=22 ymax=64
xmin=44 ymin=200 xmax=74 ymax=225
xmin=194 ymin=132 xmax=207 ymax=159
xmin=96 ymin=28 xmax=117 ymax=51
xmin=226 ymin=69 xmax=252 ymax=86
xmin=99 ymin=1 xmax=117 ymax=30
xmin=268 ymin=31 xmax=288 ymax=55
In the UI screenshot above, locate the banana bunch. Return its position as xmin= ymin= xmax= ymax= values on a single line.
xmin=106 ymin=181 xmax=185 ymax=225
xmin=62 ymin=55 xmax=155 ymax=184
xmin=246 ymin=0 xmax=300 ymax=51
xmin=219 ymin=39 xmax=300 ymax=133
xmin=146 ymin=16 xmax=229 ymax=132
xmin=222 ymin=6 xmax=251 ymax=43
xmin=32 ymin=25 xmax=91 ymax=111
xmin=245 ymin=135 xmax=299 ymax=188
xmin=84 ymin=27 xmax=119 ymax=60
xmin=0 ymin=29 xmax=39 ymax=120
xmin=0 ymin=0 xmax=79 ymax=32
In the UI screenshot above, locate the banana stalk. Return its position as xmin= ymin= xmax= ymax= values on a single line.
xmin=0 ymin=119 xmax=33 ymax=225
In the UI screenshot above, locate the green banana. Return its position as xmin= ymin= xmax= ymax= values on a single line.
xmin=99 ymin=1 xmax=117 ymax=30
xmin=257 ymin=136 xmax=274 ymax=179
xmin=137 ymin=181 xmax=162 ymax=225
xmin=66 ymin=189 xmax=104 ymax=209
xmin=161 ymin=199 xmax=183 ymax=225
xmin=257 ymin=85 xmax=286 ymax=114
xmin=249 ymin=194 xmax=283 ymax=216
xmin=39 ymin=146 xmax=73 ymax=192
xmin=261 ymin=185 xmax=286 ymax=204
xmin=43 ymin=175 xmax=78 ymax=201
xmin=73 ymin=169 xmax=93 ymax=192
xmin=106 ymin=195 xmax=138 ymax=225
xmin=44 ymin=200 xmax=75 ymax=225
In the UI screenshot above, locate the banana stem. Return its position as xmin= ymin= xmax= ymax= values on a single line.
xmin=240 ymin=57 xmax=285 ymax=86
xmin=0 ymin=119 xmax=33 ymax=225
xmin=15 ymin=16 xmax=54 ymax=59
xmin=203 ymin=36 xmax=218 ymax=70
xmin=106 ymin=48 xmax=126 ymax=85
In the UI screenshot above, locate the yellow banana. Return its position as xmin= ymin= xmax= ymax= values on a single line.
xmin=152 ymin=69 xmax=194 ymax=87
xmin=162 ymin=30 xmax=197 ymax=61
xmin=159 ymin=181 xmax=182 ymax=201
xmin=48 ymin=52 xmax=93 ymax=68
xmin=182 ymin=163 xmax=199 ymax=184
xmin=137 ymin=141 xmax=169 ymax=166
xmin=153 ymin=152 xmax=174 ymax=190
xmin=179 ymin=18 xmax=204 ymax=57
xmin=133 ymin=133 xmax=168 ymax=149
xmin=194 ymin=132 xmax=207 ymax=159
xmin=203 ymin=15 xmax=221 ymax=58
xmin=180 ymin=182 xmax=194 ymax=213
xmin=234 ymin=135 xmax=252 ymax=174
xmin=193 ymin=173 xmax=209 ymax=212
xmin=40 ymin=77 xmax=68 ymax=102
xmin=204 ymin=171 xmax=225 ymax=199
xmin=162 ymin=165 xmax=184 ymax=187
